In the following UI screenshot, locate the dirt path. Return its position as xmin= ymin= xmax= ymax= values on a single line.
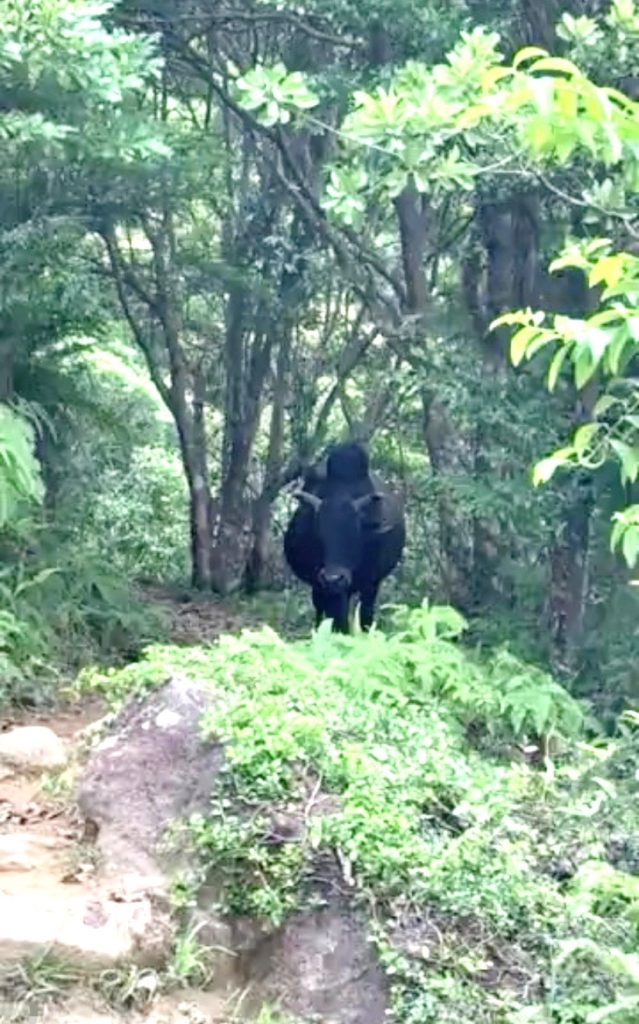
xmin=0 ymin=696 xmax=250 ymax=1023
xmin=0 ymin=581 xmax=267 ymax=1023
xmin=25 ymin=990 xmax=231 ymax=1024
xmin=139 ymin=583 xmax=282 ymax=647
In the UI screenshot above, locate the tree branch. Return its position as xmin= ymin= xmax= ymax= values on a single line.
xmin=99 ymin=230 xmax=171 ymax=408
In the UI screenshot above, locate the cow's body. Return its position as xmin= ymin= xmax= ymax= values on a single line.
xmin=284 ymin=443 xmax=405 ymax=632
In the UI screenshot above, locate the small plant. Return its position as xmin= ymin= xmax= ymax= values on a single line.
xmin=189 ymin=805 xmax=305 ymax=926
xmin=167 ymin=926 xmax=218 ymax=988
xmin=39 ymin=766 xmax=74 ymax=801
xmin=84 ymin=445 xmax=190 ymax=582
xmin=96 ymin=965 xmax=160 ymax=1010
xmin=0 ymin=954 xmax=81 ymax=1022
xmin=255 ymin=1007 xmax=303 ymax=1024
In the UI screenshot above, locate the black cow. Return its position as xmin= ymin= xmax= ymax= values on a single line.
xmin=283 ymin=442 xmax=405 ymax=633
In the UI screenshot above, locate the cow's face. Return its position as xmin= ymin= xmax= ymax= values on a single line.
xmin=294 ymin=490 xmax=380 ymax=593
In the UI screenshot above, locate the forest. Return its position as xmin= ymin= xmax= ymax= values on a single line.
xmin=0 ymin=0 xmax=638 ymax=1022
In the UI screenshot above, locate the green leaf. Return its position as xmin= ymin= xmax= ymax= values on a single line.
xmin=532 ymin=448 xmax=574 ymax=486
xmin=510 ymin=325 xmax=541 ymax=365
xmin=490 ymin=311 xmax=531 ymax=330
xmin=529 ymin=56 xmax=580 ymax=76
xmin=622 ymin=528 xmax=639 ymax=569
xmin=523 ymin=116 xmax=553 ymax=151
xmin=480 ymin=66 xmax=513 ymax=91
xmin=601 ymin=326 xmax=631 ymax=375
xmin=528 ymin=76 xmax=555 ymax=116
xmin=526 ymin=331 xmax=557 ymax=360
xmin=589 ymin=255 xmax=626 ymax=288
xmin=610 ymin=439 xmax=639 ymax=484
xmin=627 ymin=316 xmax=639 ymax=342
xmin=547 ymin=345 xmax=570 ymax=391
xmin=549 ymin=252 xmax=589 ymax=274
xmin=593 ymin=394 xmax=620 ymax=417
xmin=513 ymin=46 xmax=549 ymax=68
xmin=531 ymin=692 xmax=552 ymax=735
xmin=573 ymin=423 xmax=599 ymax=456
xmin=588 ymin=995 xmax=639 ymax=1023
xmin=573 ymin=349 xmax=595 ymax=389
xmin=600 ymin=268 xmax=639 ymax=298
xmin=556 ymin=80 xmax=578 ymax=119
xmin=588 ymin=308 xmax=625 ymax=328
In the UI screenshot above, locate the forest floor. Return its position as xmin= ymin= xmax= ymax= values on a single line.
xmin=2 ymin=587 xmax=638 ymax=1024
xmin=0 ymin=588 xmax=260 ymax=1024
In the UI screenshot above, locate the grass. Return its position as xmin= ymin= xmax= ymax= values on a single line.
xmin=0 ymin=955 xmax=82 ymax=1023
xmin=77 ymin=601 xmax=639 ymax=1023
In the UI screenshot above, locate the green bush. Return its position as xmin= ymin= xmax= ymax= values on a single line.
xmin=0 ymin=539 xmax=166 ymax=707
xmin=86 ymin=606 xmax=639 ymax=1023
xmin=84 ymin=444 xmax=190 ymax=583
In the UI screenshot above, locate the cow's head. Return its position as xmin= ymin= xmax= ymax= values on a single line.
xmin=294 ymin=489 xmax=382 ymax=593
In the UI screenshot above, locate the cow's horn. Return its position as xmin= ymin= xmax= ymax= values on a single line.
xmin=352 ymin=491 xmax=382 ymax=512
xmin=294 ymin=490 xmax=322 ymax=511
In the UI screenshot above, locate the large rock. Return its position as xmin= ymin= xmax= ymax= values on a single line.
xmin=77 ymin=675 xmax=223 ymax=894
xmin=0 ymin=887 xmax=169 ymax=970
xmin=0 ymin=726 xmax=67 ymax=775
xmin=246 ymin=902 xmax=388 ymax=1024
xmin=75 ymin=676 xmax=389 ymax=1018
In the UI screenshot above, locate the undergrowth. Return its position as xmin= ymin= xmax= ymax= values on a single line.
xmin=82 ymin=602 xmax=639 ymax=1024
xmin=0 ymin=529 xmax=167 ymax=708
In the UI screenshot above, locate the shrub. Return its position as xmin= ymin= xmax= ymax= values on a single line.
xmin=83 ymin=609 xmax=639 ymax=1023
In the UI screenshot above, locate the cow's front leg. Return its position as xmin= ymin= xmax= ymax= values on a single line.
xmin=359 ymin=581 xmax=380 ymax=632
xmin=312 ymin=584 xmax=325 ymax=629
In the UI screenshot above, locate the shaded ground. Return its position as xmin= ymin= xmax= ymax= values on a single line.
xmin=140 ymin=582 xmax=308 ymax=647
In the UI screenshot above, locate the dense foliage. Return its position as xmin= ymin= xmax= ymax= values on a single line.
xmin=84 ymin=610 xmax=639 ymax=1023
xmin=1 ymin=0 xmax=637 ymax=713
xmin=0 ymin=2 xmax=638 ymax=1019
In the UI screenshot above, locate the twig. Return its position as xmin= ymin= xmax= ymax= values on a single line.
xmin=303 ymin=774 xmax=323 ymax=826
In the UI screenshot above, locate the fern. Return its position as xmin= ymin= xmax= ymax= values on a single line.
xmin=0 ymin=403 xmax=44 ymax=526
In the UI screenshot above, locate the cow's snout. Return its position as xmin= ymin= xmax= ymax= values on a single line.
xmin=318 ymin=566 xmax=351 ymax=590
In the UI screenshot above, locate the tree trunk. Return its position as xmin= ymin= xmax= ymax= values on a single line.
xmin=0 ymin=338 xmax=14 ymax=402
xmin=394 ymin=182 xmax=430 ymax=314
xmin=187 ymin=365 xmax=214 ymax=590
xmin=149 ymin=217 xmax=215 ymax=591
xmin=102 ymin=222 xmax=215 ymax=591
xmin=169 ymin=385 xmax=214 ymax=590
xmin=245 ymin=325 xmax=292 ymax=592
xmin=422 ymin=389 xmax=474 ymax=609
xmin=210 ymin=281 xmax=249 ymax=594
xmin=542 ymin=264 xmax=600 ymax=673
xmin=469 ymin=195 xmax=541 ymax=607
xmin=394 ymin=181 xmax=473 ymax=606
xmin=210 ymin=281 xmax=274 ymax=594
xmin=548 ymin=471 xmax=595 ymax=674
xmin=476 ymin=194 xmax=539 ymax=371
